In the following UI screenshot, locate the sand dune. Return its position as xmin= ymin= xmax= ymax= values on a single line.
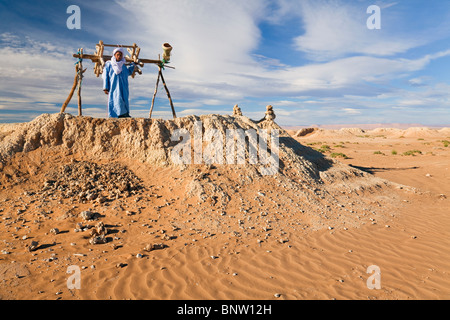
xmin=0 ymin=113 xmax=449 ymax=300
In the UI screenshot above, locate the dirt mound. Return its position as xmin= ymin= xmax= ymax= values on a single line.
xmin=439 ymin=127 xmax=450 ymax=136
xmin=0 ymin=112 xmax=321 ymax=180
xmin=402 ymin=127 xmax=441 ymax=138
xmin=369 ymin=127 xmax=404 ymax=136
xmin=0 ymin=112 xmax=410 ymax=232
xmin=296 ymin=127 xmax=367 ymax=139
xmin=293 ymin=128 xmax=318 ymax=137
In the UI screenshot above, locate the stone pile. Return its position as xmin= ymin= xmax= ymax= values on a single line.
xmin=232 ymin=104 xmax=243 ymax=116
xmin=39 ymin=160 xmax=145 ymax=203
xmin=264 ymin=105 xmax=276 ymax=121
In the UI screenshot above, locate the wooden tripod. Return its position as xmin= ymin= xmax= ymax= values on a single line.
xmin=64 ymin=42 xmax=177 ymax=119
xmin=149 ymin=65 xmax=176 ymax=119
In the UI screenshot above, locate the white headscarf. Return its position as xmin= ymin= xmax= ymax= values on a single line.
xmin=111 ymin=47 xmax=125 ymax=75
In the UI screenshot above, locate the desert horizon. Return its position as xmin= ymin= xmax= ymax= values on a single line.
xmin=282 ymin=123 xmax=450 ymax=131
xmin=2 ymin=118 xmax=449 ymax=131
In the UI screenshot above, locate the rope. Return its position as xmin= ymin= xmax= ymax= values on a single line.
xmin=76 ymin=52 xmax=83 ymax=88
xmin=74 ymin=49 xmax=83 ymax=65
xmin=159 ymin=59 xmax=170 ymax=70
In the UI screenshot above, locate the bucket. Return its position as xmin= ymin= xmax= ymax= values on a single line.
xmin=162 ymin=43 xmax=173 ymax=62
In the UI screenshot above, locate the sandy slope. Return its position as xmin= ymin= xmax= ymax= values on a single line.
xmin=0 ymin=115 xmax=449 ymax=300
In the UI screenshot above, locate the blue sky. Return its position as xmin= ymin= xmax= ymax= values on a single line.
xmin=0 ymin=0 xmax=450 ymax=126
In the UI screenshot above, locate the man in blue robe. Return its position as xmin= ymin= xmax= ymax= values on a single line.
xmin=102 ymin=48 xmax=135 ymax=118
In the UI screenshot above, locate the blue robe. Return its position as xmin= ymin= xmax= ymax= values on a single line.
xmin=102 ymin=61 xmax=135 ymax=118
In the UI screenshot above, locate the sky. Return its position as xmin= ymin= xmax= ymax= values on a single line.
xmin=0 ymin=0 xmax=450 ymax=126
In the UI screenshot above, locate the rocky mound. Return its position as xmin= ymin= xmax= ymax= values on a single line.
xmin=0 ymin=112 xmax=410 ymax=231
xmin=0 ymin=112 xmax=327 ymax=180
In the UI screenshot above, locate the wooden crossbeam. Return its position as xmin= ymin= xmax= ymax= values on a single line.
xmin=101 ymin=44 xmax=138 ymax=48
xmin=72 ymin=54 xmax=161 ymax=65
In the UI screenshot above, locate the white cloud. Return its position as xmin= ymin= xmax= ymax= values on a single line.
xmin=292 ymin=0 xmax=424 ymax=61
xmin=379 ymin=2 xmax=399 ymax=10
xmin=342 ymin=108 xmax=361 ymax=115
xmin=116 ymin=0 xmax=266 ymax=77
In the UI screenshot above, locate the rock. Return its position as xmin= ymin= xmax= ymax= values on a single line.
xmin=80 ymin=210 xmax=94 ymax=220
xmin=89 ymin=228 xmax=99 ymax=237
xmin=95 ymin=221 xmax=107 ymax=235
xmin=96 ymin=196 xmax=107 ymax=204
xmin=294 ymin=128 xmax=317 ymax=137
xmin=89 ymin=234 xmax=107 ymax=245
xmin=274 ymin=293 xmax=281 ymax=298
xmin=143 ymin=243 xmax=165 ymax=252
xmin=136 ymin=253 xmax=143 ymax=258
xmin=28 ymin=240 xmax=39 ymax=252
xmin=73 ymin=253 xmax=85 ymax=257
xmin=86 ymin=193 xmax=97 ymax=201
xmin=50 ymin=228 xmax=59 ymax=235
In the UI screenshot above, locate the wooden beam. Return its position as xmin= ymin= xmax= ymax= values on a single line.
xmin=101 ymin=44 xmax=138 ymax=48
xmin=72 ymin=53 xmax=161 ymax=65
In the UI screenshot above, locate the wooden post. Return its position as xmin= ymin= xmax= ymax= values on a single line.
xmin=77 ymin=60 xmax=83 ymax=116
xmin=149 ymin=70 xmax=161 ymax=118
xmin=77 ymin=48 xmax=84 ymax=116
xmin=61 ymin=65 xmax=79 ymax=113
xmin=159 ymin=67 xmax=176 ymax=119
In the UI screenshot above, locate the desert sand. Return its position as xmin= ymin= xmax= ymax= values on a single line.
xmin=0 ymin=112 xmax=449 ymax=300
